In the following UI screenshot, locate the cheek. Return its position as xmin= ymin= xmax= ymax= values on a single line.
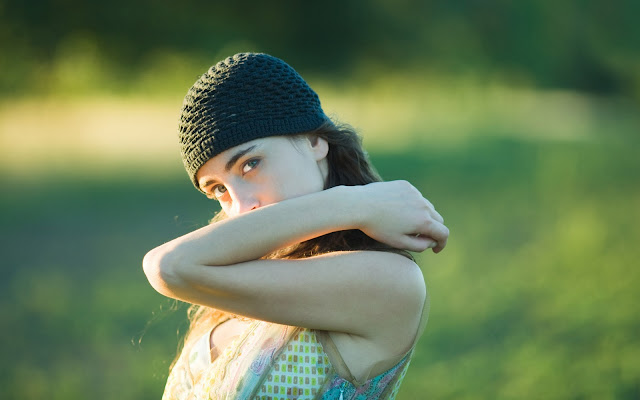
xmin=278 ymin=164 xmax=324 ymax=197
xmin=219 ymin=201 xmax=235 ymax=217
xmin=262 ymin=179 xmax=289 ymax=203
xmin=259 ymin=155 xmax=325 ymax=202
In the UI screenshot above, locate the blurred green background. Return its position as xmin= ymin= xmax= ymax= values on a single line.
xmin=1 ymin=1 xmax=639 ymax=399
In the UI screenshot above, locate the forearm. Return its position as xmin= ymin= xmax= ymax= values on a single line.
xmin=142 ymin=180 xmax=448 ymax=297
xmin=145 ymin=185 xmax=360 ymax=270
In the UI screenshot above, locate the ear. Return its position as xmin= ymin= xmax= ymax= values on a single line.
xmin=308 ymin=135 xmax=329 ymax=161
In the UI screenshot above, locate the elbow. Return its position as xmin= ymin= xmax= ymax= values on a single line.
xmin=142 ymin=247 xmax=184 ymax=297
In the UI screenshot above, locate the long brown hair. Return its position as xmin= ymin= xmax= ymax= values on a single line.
xmin=171 ymin=120 xmax=412 ymax=373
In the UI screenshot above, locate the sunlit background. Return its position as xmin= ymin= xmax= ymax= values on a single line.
xmin=1 ymin=1 xmax=639 ymax=399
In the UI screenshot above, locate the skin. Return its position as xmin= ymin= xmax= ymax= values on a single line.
xmin=143 ymin=135 xmax=449 ymax=382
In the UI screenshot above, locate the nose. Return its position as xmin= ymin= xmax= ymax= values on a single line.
xmin=231 ymin=188 xmax=260 ymax=216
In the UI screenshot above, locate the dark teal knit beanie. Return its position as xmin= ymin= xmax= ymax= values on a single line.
xmin=179 ymin=53 xmax=329 ymax=191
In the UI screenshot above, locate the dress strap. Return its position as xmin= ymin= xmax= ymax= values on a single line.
xmin=316 ymin=330 xmax=360 ymax=384
xmin=316 ymin=289 xmax=430 ymax=385
xmin=207 ymin=316 xmax=232 ymax=362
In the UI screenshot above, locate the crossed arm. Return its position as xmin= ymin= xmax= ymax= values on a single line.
xmin=143 ymin=181 xmax=448 ymax=336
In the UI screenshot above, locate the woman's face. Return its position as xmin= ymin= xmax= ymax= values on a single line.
xmin=196 ymin=135 xmax=329 ymax=217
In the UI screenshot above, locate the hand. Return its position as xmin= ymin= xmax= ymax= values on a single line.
xmin=355 ymin=181 xmax=449 ymax=253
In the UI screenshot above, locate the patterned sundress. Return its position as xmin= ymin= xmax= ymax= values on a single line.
xmin=162 ymin=297 xmax=429 ymax=400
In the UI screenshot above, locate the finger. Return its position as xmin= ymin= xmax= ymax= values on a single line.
xmin=429 ymin=208 xmax=444 ymax=224
xmin=413 ymin=223 xmax=448 ymax=254
xmin=432 ymin=237 xmax=447 ymax=253
xmin=419 ymin=220 xmax=449 ymax=244
xmin=432 ymin=226 xmax=449 ymax=253
xmin=423 ymin=197 xmax=435 ymax=209
xmin=423 ymin=198 xmax=444 ymax=224
xmin=404 ymin=235 xmax=438 ymax=253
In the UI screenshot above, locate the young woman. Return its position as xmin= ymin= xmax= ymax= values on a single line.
xmin=143 ymin=53 xmax=449 ymax=400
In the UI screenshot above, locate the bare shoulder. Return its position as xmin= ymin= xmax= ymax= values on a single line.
xmin=358 ymin=250 xmax=426 ymax=328
xmin=336 ymin=250 xmax=426 ymax=311
xmin=324 ymin=251 xmax=428 ymax=380
xmin=316 ymin=250 xmax=427 ymax=337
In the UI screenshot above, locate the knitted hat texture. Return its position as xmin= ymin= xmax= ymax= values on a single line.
xmin=179 ymin=53 xmax=329 ymax=190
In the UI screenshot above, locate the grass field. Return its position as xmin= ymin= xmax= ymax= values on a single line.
xmin=1 ymin=84 xmax=638 ymax=399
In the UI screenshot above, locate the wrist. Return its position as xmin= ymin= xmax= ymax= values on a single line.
xmin=329 ymin=185 xmax=367 ymax=232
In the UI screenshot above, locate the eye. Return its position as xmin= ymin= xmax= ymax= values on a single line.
xmin=213 ymin=184 xmax=227 ymax=197
xmin=242 ymin=158 xmax=260 ymax=175
xmin=206 ymin=184 xmax=227 ymax=200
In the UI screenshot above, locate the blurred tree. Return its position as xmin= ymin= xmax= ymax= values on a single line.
xmin=0 ymin=0 xmax=638 ymax=99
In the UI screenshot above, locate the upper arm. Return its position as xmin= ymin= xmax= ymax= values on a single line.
xmin=149 ymin=250 xmax=426 ymax=338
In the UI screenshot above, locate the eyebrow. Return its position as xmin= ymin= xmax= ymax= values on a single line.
xmin=200 ymin=144 xmax=258 ymax=191
xmin=225 ymin=145 xmax=257 ymax=172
